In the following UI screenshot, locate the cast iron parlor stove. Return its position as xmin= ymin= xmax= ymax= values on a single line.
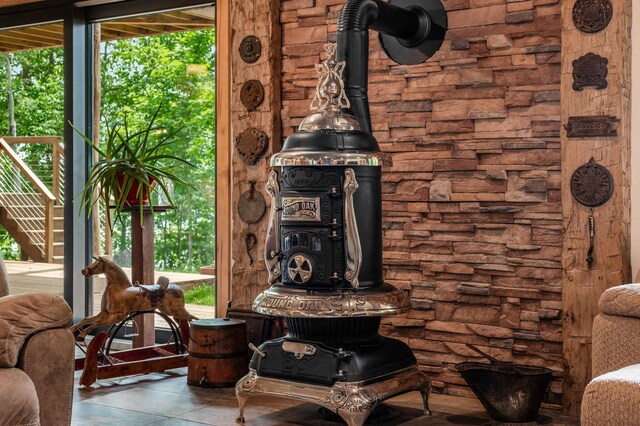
xmin=236 ymin=1 xmax=448 ymax=425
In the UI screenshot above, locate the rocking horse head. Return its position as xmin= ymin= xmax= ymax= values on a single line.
xmin=81 ymin=256 xmax=132 ymax=287
xmin=81 ymin=256 xmax=108 ymax=277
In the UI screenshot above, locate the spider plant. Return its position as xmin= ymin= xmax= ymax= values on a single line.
xmin=71 ymin=104 xmax=194 ymax=229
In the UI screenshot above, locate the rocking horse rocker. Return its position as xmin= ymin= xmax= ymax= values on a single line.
xmin=72 ymin=256 xmax=198 ymax=387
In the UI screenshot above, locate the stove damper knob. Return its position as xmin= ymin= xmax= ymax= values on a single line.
xmin=287 ymin=254 xmax=313 ymax=284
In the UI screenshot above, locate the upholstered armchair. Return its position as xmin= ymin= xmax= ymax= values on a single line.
xmin=581 ymin=284 xmax=640 ymax=425
xmin=0 ymin=257 xmax=75 ymax=426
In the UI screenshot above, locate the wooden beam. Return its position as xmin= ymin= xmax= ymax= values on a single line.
xmin=215 ymin=0 xmax=231 ymax=318
xmin=228 ymin=0 xmax=282 ymax=308
xmin=3 ymin=136 xmax=61 ymax=144
xmin=561 ymin=0 xmax=632 ymax=416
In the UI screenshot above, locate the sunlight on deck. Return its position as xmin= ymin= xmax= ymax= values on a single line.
xmin=6 ymin=260 xmax=216 ymax=320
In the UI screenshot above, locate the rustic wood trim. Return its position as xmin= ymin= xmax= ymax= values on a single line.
xmin=561 ymin=0 xmax=632 ymax=416
xmin=215 ymin=0 xmax=232 ymax=318
xmin=229 ymin=0 xmax=282 ymax=309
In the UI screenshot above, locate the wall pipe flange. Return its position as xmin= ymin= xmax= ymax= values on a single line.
xmin=378 ymin=0 xmax=448 ymax=65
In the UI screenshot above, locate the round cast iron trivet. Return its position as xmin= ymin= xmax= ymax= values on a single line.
xmin=572 ymin=0 xmax=612 ymax=33
xmin=570 ymin=157 xmax=614 ymax=207
xmin=235 ymin=128 xmax=269 ymax=165
xmin=240 ymin=80 xmax=265 ymax=111
xmin=239 ymin=35 xmax=262 ymax=63
xmin=237 ymin=182 xmax=266 ymax=224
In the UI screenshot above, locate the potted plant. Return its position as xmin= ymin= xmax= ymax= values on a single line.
xmin=72 ymin=104 xmax=194 ymax=229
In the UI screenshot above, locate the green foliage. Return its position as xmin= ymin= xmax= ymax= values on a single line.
xmin=183 ymin=283 xmax=215 ymax=306
xmin=73 ymin=104 xmax=195 ymax=229
xmin=0 ymin=28 xmax=216 ymax=272
xmin=101 ymin=29 xmax=217 ymax=273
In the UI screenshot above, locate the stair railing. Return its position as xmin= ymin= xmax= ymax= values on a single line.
xmin=0 ymin=138 xmax=57 ymax=262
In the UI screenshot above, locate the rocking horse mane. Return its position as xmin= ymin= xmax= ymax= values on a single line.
xmin=98 ymin=256 xmax=132 ymax=288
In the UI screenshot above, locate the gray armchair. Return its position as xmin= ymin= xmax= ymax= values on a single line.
xmin=581 ymin=284 xmax=640 ymax=425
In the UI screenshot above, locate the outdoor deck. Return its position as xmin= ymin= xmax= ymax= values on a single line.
xmin=6 ymin=260 xmax=215 ymax=319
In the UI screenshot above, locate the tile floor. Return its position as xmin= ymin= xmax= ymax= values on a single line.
xmin=71 ymin=368 xmax=579 ymax=426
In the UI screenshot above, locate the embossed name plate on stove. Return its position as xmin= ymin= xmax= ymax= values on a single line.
xmin=565 ymin=115 xmax=617 ymax=138
xmin=282 ymin=197 xmax=321 ymax=221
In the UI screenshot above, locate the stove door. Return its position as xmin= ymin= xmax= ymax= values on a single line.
xmin=250 ymin=338 xmax=342 ymax=386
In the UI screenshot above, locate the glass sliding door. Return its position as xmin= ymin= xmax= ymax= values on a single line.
xmin=0 ymin=22 xmax=65 ymax=296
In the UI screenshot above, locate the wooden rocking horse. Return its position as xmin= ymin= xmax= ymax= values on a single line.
xmin=70 ymin=256 xmax=197 ymax=339
xmin=72 ymin=256 xmax=198 ymax=386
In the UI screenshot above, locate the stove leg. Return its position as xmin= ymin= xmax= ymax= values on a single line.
xmin=419 ymin=381 xmax=433 ymax=416
xmin=337 ymin=407 xmax=374 ymax=426
xmin=235 ymin=394 xmax=248 ymax=423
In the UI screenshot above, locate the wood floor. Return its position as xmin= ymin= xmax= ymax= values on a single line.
xmin=72 ymin=368 xmax=579 ymax=426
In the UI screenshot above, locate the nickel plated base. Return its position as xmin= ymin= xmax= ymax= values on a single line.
xmin=235 ymin=366 xmax=432 ymax=426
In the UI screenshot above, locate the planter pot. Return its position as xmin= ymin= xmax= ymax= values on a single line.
xmin=456 ymin=362 xmax=552 ymax=423
xmin=117 ymin=174 xmax=156 ymax=205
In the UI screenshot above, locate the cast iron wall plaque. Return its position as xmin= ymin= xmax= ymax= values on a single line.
xmin=570 ymin=157 xmax=614 ymax=207
xmin=239 ymin=36 xmax=262 ymax=63
xmin=572 ymin=0 xmax=612 ymax=33
xmin=235 ymin=128 xmax=269 ymax=165
xmin=237 ymin=182 xmax=266 ymax=224
xmin=565 ymin=115 xmax=617 ymax=138
xmin=241 ymin=80 xmax=265 ymax=111
xmin=572 ymin=53 xmax=608 ymax=91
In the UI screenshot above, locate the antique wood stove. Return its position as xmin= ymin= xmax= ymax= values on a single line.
xmin=236 ymin=1 xmax=447 ymax=425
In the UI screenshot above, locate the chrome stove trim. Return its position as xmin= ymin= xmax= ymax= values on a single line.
xmin=252 ymin=284 xmax=412 ymax=318
xmin=264 ymin=170 xmax=281 ymax=284
xmin=343 ymin=168 xmax=362 ymax=289
xmin=270 ymin=150 xmax=390 ymax=167
xmin=235 ymin=366 xmax=432 ymax=426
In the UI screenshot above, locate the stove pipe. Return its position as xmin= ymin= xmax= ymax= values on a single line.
xmin=337 ymin=0 xmax=447 ymax=133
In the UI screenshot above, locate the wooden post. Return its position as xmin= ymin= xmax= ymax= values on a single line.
xmin=44 ymin=199 xmax=53 ymax=263
xmin=51 ymin=140 xmax=62 ymax=202
xmin=92 ymin=23 xmax=103 ymax=257
xmin=227 ymin=0 xmax=282 ymax=309
xmin=561 ymin=0 xmax=632 ymax=416
xmin=215 ymin=0 xmax=232 ymax=317
xmin=131 ymin=209 xmax=155 ymax=347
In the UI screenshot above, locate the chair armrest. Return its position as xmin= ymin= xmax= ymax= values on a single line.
xmin=599 ymin=284 xmax=640 ymax=318
xmin=0 ymin=293 xmax=72 ymax=367
xmin=592 ymin=313 xmax=640 ymax=377
xmin=18 ymin=328 xmax=75 ymax=426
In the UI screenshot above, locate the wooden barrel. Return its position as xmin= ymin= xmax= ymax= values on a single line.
xmin=188 ymin=318 xmax=248 ymax=387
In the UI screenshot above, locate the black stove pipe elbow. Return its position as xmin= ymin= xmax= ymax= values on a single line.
xmin=336 ymin=0 xmax=447 ymax=135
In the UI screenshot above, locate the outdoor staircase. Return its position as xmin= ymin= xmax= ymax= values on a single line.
xmin=0 ymin=137 xmax=65 ymax=264
xmin=0 ymin=197 xmax=64 ymax=263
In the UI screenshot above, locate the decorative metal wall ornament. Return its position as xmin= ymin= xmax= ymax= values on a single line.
xmin=570 ymin=157 xmax=614 ymax=207
xmin=237 ymin=181 xmax=266 ymax=224
xmin=587 ymin=210 xmax=595 ymax=269
xmin=245 ymin=233 xmax=258 ymax=266
xmin=240 ymin=80 xmax=265 ymax=111
xmin=572 ymin=53 xmax=608 ymax=91
xmin=239 ymin=35 xmax=262 ymax=63
xmin=235 ymin=128 xmax=269 ymax=165
xmin=572 ymin=0 xmax=612 ymax=33
xmin=565 ymin=115 xmax=617 ymax=138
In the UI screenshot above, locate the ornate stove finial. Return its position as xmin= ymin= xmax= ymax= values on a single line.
xmin=299 ymin=43 xmax=360 ymax=132
xmin=310 ymin=43 xmax=350 ymax=111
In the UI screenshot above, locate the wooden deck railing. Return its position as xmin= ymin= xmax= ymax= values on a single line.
xmin=2 ymin=136 xmax=64 ymax=203
xmin=0 ymin=137 xmax=61 ymax=262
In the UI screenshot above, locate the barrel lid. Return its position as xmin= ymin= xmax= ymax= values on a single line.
xmin=190 ymin=318 xmax=245 ymax=328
